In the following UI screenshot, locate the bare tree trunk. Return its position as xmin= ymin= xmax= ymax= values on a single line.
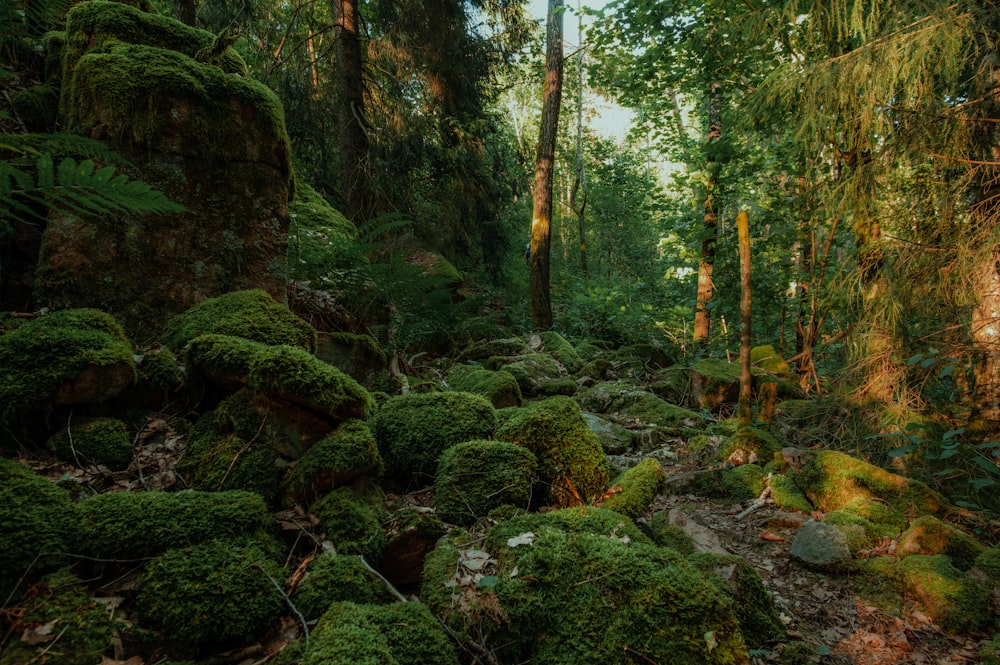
xmin=572 ymin=1 xmax=587 ymax=279
xmin=175 ymin=0 xmax=196 ymax=25
xmin=530 ymin=0 xmax=564 ymax=331
xmin=334 ymin=0 xmax=371 ymax=224
xmin=693 ymin=81 xmax=721 ymax=345
xmin=737 ymin=210 xmax=753 ymax=428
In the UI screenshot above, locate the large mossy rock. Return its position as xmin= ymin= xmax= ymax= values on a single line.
xmin=495 ymin=396 xmax=610 ymax=506
xmin=47 ymin=416 xmax=133 ymax=470
xmin=291 ymin=553 xmax=396 ymax=621
xmin=373 ymin=391 xmax=497 ymax=488
xmin=446 ymin=364 xmax=522 ymax=409
xmin=421 ymin=507 xmax=749 ymax=665
xmin=282 ymin=419 xmax=382 ymax=506
xmin=434 ymin=439 xmax=537 ymax=525
xmin=38 ymin=2 xmax=293 ymax=334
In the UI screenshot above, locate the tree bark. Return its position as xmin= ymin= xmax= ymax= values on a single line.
xmin=737 ymin=210 xmax=753 ymax=428
xmin=530 ymin=0 xmax=564 ymax=330
xmin=175 ymin=0 xmax=196 ymax=26
xmin=693 ymin=81 xmax=721 ymax=345
xmin=334 ymin=0 xmax=372 ymax=224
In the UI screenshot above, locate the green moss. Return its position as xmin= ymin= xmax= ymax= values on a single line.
xmin=646 ymin=511 xmax=697 ymax=555
xmin=722 ymin=426 xmax=784 ymax=464
xmin=489 ymin=353 xmax=564 ymax=396
xmin=138 ymin=539 xmax=284 ymax=649
xmin=424 ymin=510 xmax=747 ymax=665
xmin=446 ymin=364 xmax=522 ymax=408
xmin=135 ymin=345 xmax=180 ymax=388
xmin=48 ymin=417 xmax=133 ymax=470
xmin=668 ymin=465 xmax=763 ymax=503
xmin=750 ymin=345 xmax=791 ymax=375
xmin=373 ymin=391 xmax=497 ymax=487
xmin=897 ymin=516 xmax=985 ymax=571
xmin=310 ymin=486 xmax=387 ymax=561
xmin=164 ymin=290 xmax=315 ymax=352
xmin=485 ymin=506 xmax=651 ymax=549
xmin=12 ymin=84 xmax=59 ymax=132
xmin=980 ymin=634 xmax=1000 ymax=665
xmin=495 ymin=396 xmax=610 ymax=507
xmin=767 ymin=474 xmax=813 ymax=513
xmin=599 ymin=458 xmax=666 ymax=520
xmin=0 ymin=570 xmax=120 ymax=665
xmin=823 ymin=510 xmax=883 ymax=553
xmin=689 ymin=552 xmax=786 ymax=649
xmin=301 ymin=601 xmax=460 ymax=665
xmin=536 ymin=331 xmax=583 ymax=372
xmin=283 ymin=420 xmax=382 ymax=506
xmin=974 ymin=546 xmax=1000 ymax=580
xmin=0 ymin=459 xmax=77 ymax=604
xmin=287 ymin=183 xmax=359 ymax=282
xmin=75 ymin=489 xmax=272 ymax=558
xmin=456 ymin=338 xmax=525 ymax=363
xmin=435 ymin=440 xmax=537 ymax=525
xmin=0 ymin=308 xmax=135 ymax=427
xmin=577 ymin=382 xmax=711 ymax=430
xmin=290 ymin=553 xmax=395 ymax=620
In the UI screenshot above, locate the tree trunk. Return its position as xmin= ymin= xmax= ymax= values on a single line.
xmin=693 ymin=81 xmax=721 ymax=345
xmin=530 ymin=0 xmax=564 ymax=330
xmin=737 ymin=210 xmax=753 ymax=428
xmin=334 ymin=0 xmax=371 ymax=224
xmin=573 ymin=2 xmax=587 ymax=279
xmin=175 ymin=0 xmax=196 ymax=25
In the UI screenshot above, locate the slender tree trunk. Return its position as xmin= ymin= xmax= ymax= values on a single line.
xmin=572 ymin=1 xmax=587 ymax=278
xmin=737 ymin=210 xmax=753 ymax=428
xmin=693 ymin=81 xmax=721 ymax=345
xmin=175 ymin=0 xmax=196 ymax=25
xmin=530 ymin=0 xmax=564 ymax=330
xmin=334 ymin=0 xmax=371 ymax=224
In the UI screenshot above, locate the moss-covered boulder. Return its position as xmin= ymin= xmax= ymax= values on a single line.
xmin=373 ymin=391 xmax=497 ymax=488
xmin=495 ymin=396 xmax=610 ymax=507
xmin=722 ymin=426 xmax=784 ymax=465
xmin=456 ymin=337 xmax=525 ymax=363
xmin=48 ymin=417 xmax=133 ymax=470
xmin=578 ymin=381 xmax=710 ymax=432
xmin=0 ymin=459 xmax=78 ymax=604
xmin=531 ymin=331 xmax=583 ymax=372
xmin=488 ymin=353 xmax=568 ymax=397
xmin=0 ymin=570 xmax=120 ymax=665
xmin=599 ymin=458 xmax=666 ymax=519
xmin=138 ymin=538 xmax=285 ymax=651
xmin=896 ymin=516 xmax=985 ymax=571
xmin=422 ymin=508 xmax=749 ymax=665
xmin=300 ymin=601 xmax=460 ymax=665
xmin=291 ymin=553 xmax=396 ymax=621
xmin=0 ymin=309 xmax=134 ymax=429
xmin=283 ymin=420 xmax=381 ymax=506
xmin=768 ymin=473 xmax=813 ymax=513
xmin=41 ymin=2 xmax=293 ymax=333
xmin=446 ymin=364 xmax=522 ymax=408
xmin=287 ymin=181 xmax=358 ymax=283
xmin=310 ymin=486 xmax=387 ymax=561
xmin=75 ymin=489 xmax=272 ymax=558
xmin=315 ymin=332 xmax=387 ymax=385
xmin=164 ymin=289 xmax=316 ymax=352
xmin=693 ymin=357 xmax=741 ymax=410
xmin=435 ymin=440 xmax=537 ymax=525
xmin=378 ymin=506 xmax=447 ymax=587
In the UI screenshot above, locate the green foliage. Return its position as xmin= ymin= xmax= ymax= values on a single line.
xmin=163 ymin=289 xmax=316 ymax=352
xmin=599 ymin=458 xmax=666 ymax=520
xmin=0 ymin=458 xmax=77 ymax=605
xmin=373 ymin=391 xmax=498 ymax=488
xmin=434 ymin=439 xmax=537 ymax=525
xmin=138 ymin=538 xmax=285 ymax=649
xmin=290 ymin=553 xmax=395 ymax=621
xmin=309 ymin=486 xmax=387 ymax=561
xmin=75 ymin=489 xmax=272 ymax=558
xmin=48 ymin=417 xmax=133 ymax=470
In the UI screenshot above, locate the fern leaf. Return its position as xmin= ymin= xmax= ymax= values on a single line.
xmin=0 ymin=133 xmax=132 ymax=166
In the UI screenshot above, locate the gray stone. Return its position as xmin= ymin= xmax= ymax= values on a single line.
xmin=790 ymin=520 xmax=852 ymax=570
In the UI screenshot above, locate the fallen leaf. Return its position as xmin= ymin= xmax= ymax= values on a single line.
xmin=21 ymin=620 xmax=59 ymax=645
xmin=760 ymin=531 xmax=785 ymax=542
xmin=507 ymin=532 xmax=535 ymax=548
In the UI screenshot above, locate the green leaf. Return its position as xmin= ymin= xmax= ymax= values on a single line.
xmin=476 ymin=575 xmax=499 ymax=589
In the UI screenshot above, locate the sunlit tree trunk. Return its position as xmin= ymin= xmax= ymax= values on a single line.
xmin=737 ymin=210 xmax=753 ymax=428
xmin=693 ymin=81 xmax=721 ymax=345
xmin=572 ymin=1 xmax=588 ymax=279
xmin=530 ymin=0 xmax=564 ymax=330
xmin=334 ymin=0 xmax=371 ymax=224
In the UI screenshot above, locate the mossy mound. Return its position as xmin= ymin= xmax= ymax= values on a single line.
xmin=164 ymin=290 xmax=315 ymax=352
xmin=422 ymin=508 xmax=748 ymax=665
xmin=666 ymin=465 xmax=763 ymax=503
xmin=310 ymin=486 xmax=387 ymax=561
xmin=138 ymin=539 xmax=285 ymax=650
xmin=291 ymin=553 xmax=396 ymax=621
xmin=534 ymin=331 xmax=583 ymax=372
xmin=446 ymin=364 xmax=522 ymax=408
xmin=485 ymin=506 xmax=651 ymax=547
xmin=456 ymin=338 xmax=525 ymax=363
xmin=689 ymin=552 xmax=786 ymax=649
xmin=0 ymin=570 xmax=120 ymax=665
xmin=315 ymin=332 xmax=386 ymax=385
xmin=48 ymin=417 xmax=133 ymax=470
xmin=577 ymin=382 xmax=709 ymax=431
xmin=860 ymin=555 xmax=992 ymax=633
xmin=300 ymin=601 xmax=460 ymax=665
xmin=767 ymin=474 xmax=813 ymax=513
xmin=488 ymin=353 xmax=566 ymax=397
xmin=75 ymin=489 xmax=272 ymax=558
xmin=581 ymin=411 xmax=635 ymax=454
xmin=495 ymin=396 xmax=610 ymax=507
xmin=134 ymin=345 xmax=180 ymax=389
xmin=722 ymin=426 xmax=784 ymax=465
xmin=434 ymin=440 xmax=537 ymax=525
xmin=750 ymin=345 xmax=791 ymax=376
xmin=283 ymin=420 xmax=381 ymax=506
xmin=599 ymin=458 xmax=666 ymax=520
xmin=0 ymin=309 xmax=134 ymax=427
xmin=12 ymin=84 xmax=59 ymax=132
xmin=693 ymin=357 xmax=741 ymax=410
xmin=0 ymin=458 xmax=78 ymax=604
xmin=896 ymin=516 xmax=985 ymax=571
xmin=373 ymin=391 xmax=497 ymax=488
xmin=287 ymin=182 xmax=357 ymax=282
xmin=646 ymin=511 xmax=697 ymax=554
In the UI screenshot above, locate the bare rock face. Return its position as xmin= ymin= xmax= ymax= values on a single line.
xmin=35 ymin=1 xmax=293 ymax=335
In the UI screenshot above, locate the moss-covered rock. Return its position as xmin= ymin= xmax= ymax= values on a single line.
xmin=12 ymin=84 xmax=59 ymax=132
xmin=495 ymin=396 xmax=610 ymax=507
xmin=290 ymin=553 xmax=396 ymax=621
xmin=485 ymin=506 xmax=651 ymax=547
xmin=577 ymin=382 xmax=710 ymax=432
xmin=599 ymin=458 xmax=666 ymax=520
xmin=373 ymin=391 xmax=497 ymax=488
xmin=310 ymin=486 xmax=387 ymax=561
xmin=75 ymin=489 xmax=272 ymax=558
xmin=722 ymin=426 xmax=784 ymax=465
xmin=446 ymin=364 xmax=522 ymax=409
xmin=488 ymin=353 xmax=567 ymax=397
xmin=0 ymin=308 xmax=134 ymax=428
xmin=533 ymin=331 xmax=583 ymax=372
xmin=456 ymin=338 xmax=525 ymax=363
xmin=767 ymin=473 xmax=813 ymax=513
xmin=134 ymin=344 xmax=180 ymax=389
xmin=287 ymin=182 xmax=357 ymax=283
xmin=434 ymin=440 xmax=537 ymax=525
xmin=315 ymin=332 xmax=387 ymax=386
xmin=665 ymin=465 xmax=763 ymax=503
xmin=422 ymin=508 xmax=748 ymax=665
xmin=138 ymin=538 xmax=285 ymax=650
xmin=300 ymin=601 xmax=460 ymax=665
xmin=283 ymin=420 xmax=381 ymax=506
xmin=693 ymin=357 xmax=741 ymax=411
xmin=48 ymin=417 xmax=133 ymax=470
xmin=896 ymin=516 xmax=985 ymax=571
xmin=689 ymin=552 xmax=786 ymax=649
xmin=580 ymin=411 xmax=635 ymax=454
xmin=0 ymin=458 xmax=77 ymax=604
xmin=0 ymin=570 xmax=120 ymax=665
xmin=378 ymin=506 xmax=447 ymax=587
xmin=164 ymin=290 xmax=315 ymax=352
xmin=646 ymin=511 xmax=697 ymax=555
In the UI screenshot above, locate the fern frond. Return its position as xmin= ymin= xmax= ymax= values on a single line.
xmin=357 ymin=212 xmax=414 ymax=243
xmin=0 ymin=133 xmax=132 ymax=166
